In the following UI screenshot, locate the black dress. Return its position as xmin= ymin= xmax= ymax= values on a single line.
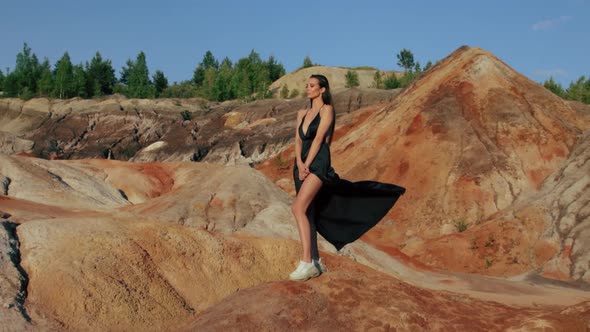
xmin=293 ymin=109 xmax=406 ymax=251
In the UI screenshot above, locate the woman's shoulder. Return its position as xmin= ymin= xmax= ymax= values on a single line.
xmin=320 ymin=104 xmax=333 ymax=116
xmin=297 ymin=109 xmax=307 ymax=118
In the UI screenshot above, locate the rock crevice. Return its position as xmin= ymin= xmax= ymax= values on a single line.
xmin=1 ymin=176 xmax=11 ymax=195
xmin=1 ymin=221 xmax=31 ymax=322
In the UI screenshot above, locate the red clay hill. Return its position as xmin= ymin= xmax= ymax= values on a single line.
xmin=258 ymin=46 xmax=590 ymax=281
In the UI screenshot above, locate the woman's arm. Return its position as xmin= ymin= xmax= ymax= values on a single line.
xmin=294 ymin=110 xmax=310 ymax=180
xmin=294 ymin=109 xmax=305 ymax=166
xmin=304 ymin=105 xmax=334 ymax=169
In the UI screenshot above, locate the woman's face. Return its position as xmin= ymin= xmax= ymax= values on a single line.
xmin=306 ymin=78 xmax=324 ymax=99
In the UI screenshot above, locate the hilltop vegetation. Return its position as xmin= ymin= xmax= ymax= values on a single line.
xmin=0 ymin=44 xmax=285 ymax=102
xmin=1 ymin=43 xmax=588 ymax=105
xmin=544 ymin=76 xmax=590 ymax=104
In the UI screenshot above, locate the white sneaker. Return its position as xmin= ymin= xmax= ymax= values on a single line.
xmin=314 ymin=258 xmax=328 ymax=273
xmin=290 ymin=261 xmax=306 ymax=276
xmin=289 ymin=260 xmax=320 ymax=281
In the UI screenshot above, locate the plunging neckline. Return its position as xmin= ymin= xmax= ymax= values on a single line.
xmin=301 ymin=105 xmax=324 ymax=137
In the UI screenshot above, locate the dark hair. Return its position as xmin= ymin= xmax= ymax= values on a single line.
xmin=309 ymin=74 xmax=336 ymax=144
xmin=309 ymin=74 xmax=332 ymax=106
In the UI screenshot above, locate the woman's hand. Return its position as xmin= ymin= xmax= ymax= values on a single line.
xmin=298 ymin=162 xmax=310 ymax=181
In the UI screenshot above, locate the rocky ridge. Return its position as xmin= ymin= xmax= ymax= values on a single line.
xmin=0 ymin=89 xmax=399 ymax=165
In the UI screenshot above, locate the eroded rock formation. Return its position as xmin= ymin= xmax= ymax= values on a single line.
xmin=1 ymin=46 xmax=589 ymax=331
xmin=259 ymin=46 xmax=590 ymax=280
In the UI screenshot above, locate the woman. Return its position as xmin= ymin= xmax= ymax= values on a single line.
xmin=289 ymin=74 xmax=406 ymax=281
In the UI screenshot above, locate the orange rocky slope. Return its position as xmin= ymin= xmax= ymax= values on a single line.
xmin=258 ymin=46 xmax=590 ymax=280
xmin=1 ymin=154 xmax=589 ymax=331
xmin=0 ymin=155 xmax=298 ymax=331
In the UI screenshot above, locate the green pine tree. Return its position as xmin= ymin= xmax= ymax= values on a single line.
xmin=372 ymin=71 xmax=383 ymax=89
xmin=38 ymin=59 xmax=54 ymax=96
xmin=566 ymin=76 xmax=590 ymax=103
xmin=289 ymin=88 xmax=300 ymax=99
xmin=399 ymin=71 xmax=417 ymax=88
xmin=152 ymin=70 xmax=168 ymax=97
xmin=266 ymin=55 xmax=286 ymax=82
xmin=396 ymin=48 xmax=415 ymax=73
xmin=211 ymin=57 xmax=234 ymax=101
xmin=302 ymin=56 xmax=313 ymax=68
xmin=231 ymin=65 xmax=252 ymax=99
xmin=202 ymin=67 xmax=217 ymax=99
xmin=566 ymin=76 xmax=585 ymax=101
xmin=53 ymin=52 xmax=75 ymax=99
xmin=86 ymin=51 xmax=116 ymax=97
xmin=3 ymin=71 xmax=19 ymax=97
xmin=345 ymin=70 xmax=360 ymax=88
xmin=14 ymin=43 xmax=42 ymax=96
xmin=119 ymin=61 xmax=130 ymax=85
xmin=543 ymin=77 xmax=565 ymax=97
xmin=384 ymin=74 xmax=400 ymax=89
xmin=230 ymin=50 xmax=266 ymax=100
xmin=124 ymin=51 xmax=155 ymax=98
xmin=193 ymin=51 xmax=219 ymax=86
xmin=247 ymin=50 xmax=269 ymax=95
xmin=73 ymin=63 xmax=87 ymax=98
xmin=0 ymin=70 xmax=5 ymax=91
xmin=280 ymin=84 xmax=290 ymax=98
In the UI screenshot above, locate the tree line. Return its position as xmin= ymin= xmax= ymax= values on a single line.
xmin=346 ymin=48 xmax=590 ymax=106
xmin=280 ymin=49 xmax=433 ymax=98
xmin=341 ymin=48 xmax=433 ymax=90
xmin=1 ymin=44 xmax=119 ymax=100
xmin=177 ymin=50 xmax=285 ymax=101
xmin=543 ymin=76 xmax=590 ymax=104
xmin=0 ymin=46 xmax=434 ymax=101
xmin=0 ymin=43 xmax=285 ymax=102
xmin=1 ymin=43 xmax=588 ymax=105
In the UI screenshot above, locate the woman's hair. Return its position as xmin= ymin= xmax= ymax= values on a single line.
xmin=309 ymin=74 xmax=332 ymax=106
xmin=309 ymin=74 xmax=336 ymax=145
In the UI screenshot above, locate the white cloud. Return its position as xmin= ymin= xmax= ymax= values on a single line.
xmin=532 ymin=16 xmax=572 ymax=31
xmin=533 ymin=69 xmax=568 ymax=78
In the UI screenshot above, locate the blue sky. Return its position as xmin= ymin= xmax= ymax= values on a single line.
xmin=2 ymin=0 xmax=587 ymax=86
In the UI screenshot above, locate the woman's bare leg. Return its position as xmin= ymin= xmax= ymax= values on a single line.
xmin=291 ymin=173 xmax=323 ymax=262
xmin=307 ymin=200 xmax=320 ymax=261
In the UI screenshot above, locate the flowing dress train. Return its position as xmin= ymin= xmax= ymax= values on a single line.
xmin=293 ymin=109 xmax=406 ymax=250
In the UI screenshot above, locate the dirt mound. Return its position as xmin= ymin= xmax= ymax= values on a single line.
xmin=179 ymin=265 xmax=590 ymax=332
xmin=269 ymin=65 xmax=400 ymax=96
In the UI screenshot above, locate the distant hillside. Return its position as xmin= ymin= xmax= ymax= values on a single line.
xmin=269 ymin=66 xmax=400 ymax=97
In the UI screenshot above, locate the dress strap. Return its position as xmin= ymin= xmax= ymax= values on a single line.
xmin=305 ymin=104 xmax=324 ymax=117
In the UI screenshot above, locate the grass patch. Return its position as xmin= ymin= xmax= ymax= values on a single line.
xmin=180 ymin=110 xmax=192 ymax=121
xmin=274 ymin=154 xmax=291 ymax=170
xmin=454 ymin=218 xmax=468 ymax=232
xmin=484 ymin=234 xmax=496 ymax=247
